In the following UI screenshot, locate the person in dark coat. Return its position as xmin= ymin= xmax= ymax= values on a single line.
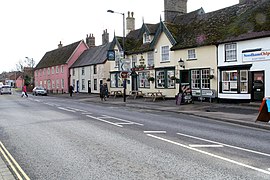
xmin=100 ymin=84 xmax=105 ymax=101
xmin=69 ymin=85 xmax=74 ymax=97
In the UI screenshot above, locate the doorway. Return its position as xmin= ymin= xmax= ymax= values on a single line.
xmin=131 ymin=72 xmax=138 ymax=91
xmin=252 ymin=71 xmax=264 ymax=101
xmin=88 ymin=80 xmax=91 ymax=93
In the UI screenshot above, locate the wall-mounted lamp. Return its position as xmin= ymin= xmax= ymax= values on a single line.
xmin=178 ymin=58 xmax=185 ymax=69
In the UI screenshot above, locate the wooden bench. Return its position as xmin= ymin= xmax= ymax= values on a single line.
xmin=144 ymin=92 xmax=165 ymax=102
xmin=110 ymin=90 xmax=123 ymax=99
xmin=128 ymin=90 xmax=144 ymax=99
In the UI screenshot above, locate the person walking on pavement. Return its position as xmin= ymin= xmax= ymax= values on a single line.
xmin=100 ymin=84 xmax=107 ymax=101
xmin=21 ymin=84 xmax=28 ymax=97
xmin=103 ymin=83 xmax=109 ymax=100
xmin=69 ymin=85 xmax=74 ymax=97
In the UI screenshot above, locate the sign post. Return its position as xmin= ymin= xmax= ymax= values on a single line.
xmin=120 ymin=71 xmax=128 ymax=102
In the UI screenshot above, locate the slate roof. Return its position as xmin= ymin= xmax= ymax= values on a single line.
xmin=170 ymin=0 xmax=270 ymax=50
xmin=71 ymin=42 xmax=112 ymax=68
xmin=125 ymin=23 xmax=159 ymax=55
xmin=124 ymin=0 xmax=270 ymax=53
xmin=35 ymin=40 xmax=83 ymax=69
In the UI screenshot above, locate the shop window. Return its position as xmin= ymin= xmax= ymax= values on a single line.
xmin=156 ymin=69 xmax=175 ymax=88
xmin=221 ymin=70 xmax=248 ymax=94
xmin=138 ymin=72 xmax=150 ymax=88
xmin=110 ymin=72 xmax=123 ymax=88
xmin=240 ymin=70 xmax=248 ymax=93
xmin=191 ymin=69 xmax=210 ymax=89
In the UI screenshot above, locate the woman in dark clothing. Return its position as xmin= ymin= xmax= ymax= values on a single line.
xmin=69 ymin=85 xmax=74 ymax=97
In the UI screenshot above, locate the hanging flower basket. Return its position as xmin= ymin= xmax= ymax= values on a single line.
xmin=208 ymin=75 xmax=214 ymax=79
xmin=148 ymin=77 xmax=155 ymax=82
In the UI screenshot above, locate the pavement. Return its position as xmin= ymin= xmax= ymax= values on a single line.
xmin=1 ymin=92 xmax=269 ymax=180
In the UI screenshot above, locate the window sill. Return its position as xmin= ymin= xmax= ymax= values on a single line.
xmin=186 ymin=58 xmax=197 ymax=61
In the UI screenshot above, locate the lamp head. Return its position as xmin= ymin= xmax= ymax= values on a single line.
xmin=107 ymin=10 xmax=114 ymax=13
xmin=178 ymin=58 xmax=185 ymax=68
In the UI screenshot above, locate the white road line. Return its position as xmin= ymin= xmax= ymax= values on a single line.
xmin=67 ymin=107 xmax=87 ymax=112
xmin=189 ymin=144 xmax=224 ymax=148
xmin=144 ymin=131 xmax=167 ymax=134
xmin=57 ymin=107 xmax=76 ymax=113
xmin=101 ymin=115 xmax=144 ymax=126
xmin=82 ymin=112 xmax=93 ymax=115
xmin=177 ymin=132 xmax=270 ymax=157
xmin=86 ymin=115 xmax=123 ymax=127
xmin=147 ymin=134 xmax=270 ymax=175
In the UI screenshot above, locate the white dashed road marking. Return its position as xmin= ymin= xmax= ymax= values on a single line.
xmin=147 ymin=134 xmax=270 ymax=175
xmin=144 ymin=131 xmax=167 ymax=134
xmin=86 ymin=115 xmax=123 ymax=127
xmin=189 ymin=144 xmax=224 ymax=148
xmin=57 ymin=107 xmax=76 ymax=113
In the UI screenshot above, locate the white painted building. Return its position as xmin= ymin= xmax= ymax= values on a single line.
xmin=218 ymin=36 xmax=270 ymax=102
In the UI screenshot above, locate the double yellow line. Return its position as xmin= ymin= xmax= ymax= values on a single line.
xmin=0 ymin=141 xmax=30 ymax=180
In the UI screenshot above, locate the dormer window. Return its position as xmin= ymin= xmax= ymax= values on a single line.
xmin=143 ymin=33 xmax=151 ymax=43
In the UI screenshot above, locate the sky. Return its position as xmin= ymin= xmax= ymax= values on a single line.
xmin=0 ymin=0 xmax=239 ymax=73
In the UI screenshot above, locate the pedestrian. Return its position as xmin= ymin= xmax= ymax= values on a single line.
xmin=69 ymin=85 xmax=74 ymax=97
xmin=100 ymin=84 xmax=105 ymax=101
xmin=21 ymin=84 xmax=28 ymax=97
xmin=103 ymin=83 xmax=109 ymax=100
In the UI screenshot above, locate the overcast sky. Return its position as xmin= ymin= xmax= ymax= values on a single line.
xmin=0 ymin=0 xmax=239 ymax=73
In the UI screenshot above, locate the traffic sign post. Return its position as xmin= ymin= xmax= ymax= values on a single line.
xmin=120 ymin=71 xmax=128 ymax=102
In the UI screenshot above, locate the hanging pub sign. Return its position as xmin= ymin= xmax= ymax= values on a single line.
xmin=107 ymin=50 xmax=115 ymax=61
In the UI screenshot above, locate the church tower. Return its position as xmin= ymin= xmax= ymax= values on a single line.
xmin=164 ymin=0 xmax=188 ymax=23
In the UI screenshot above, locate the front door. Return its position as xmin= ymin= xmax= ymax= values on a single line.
xmin=252 ymin=71 xmax=264 ymax=101
xmin=88 ymin=80 xmax=91 ymax=93
xmin=131 ymin=72 xmax=138 ymax=91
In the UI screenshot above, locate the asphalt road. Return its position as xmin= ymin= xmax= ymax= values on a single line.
xmin=0 ymin=94 xmax=270 ymax=179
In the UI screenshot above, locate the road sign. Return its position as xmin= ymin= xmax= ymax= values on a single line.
xmin=120 ymin=71 xmax=128 ymax=79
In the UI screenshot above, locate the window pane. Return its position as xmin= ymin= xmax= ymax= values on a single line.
xmin=161 ymin=46 xmax=169 ymax=62
xmin=156 ymin=71 xmax=165 ymax=88
xmin=167 ymin=70 xmax=175 ymax=88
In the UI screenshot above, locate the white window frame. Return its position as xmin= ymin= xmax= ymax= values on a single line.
xmin=160 ymin=45 xmax=170 ymax=62
xmin=188 ymin=49 xmax=196 ymax=59
xmin=147 ymin=52 xmax=154 ymax=67
xmin=225 ymin=43 xmax=237 ymax=62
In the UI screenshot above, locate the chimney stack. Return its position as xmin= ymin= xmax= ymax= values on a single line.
xmin=126 ymin=11 xmax=135 ymax=34
xmin=58 ymin=41 xmax=63 ymax=48
xmin=86 ymin=33 xmax=95 ymax=48
xmin=102 ymin=29 xmax=109 ymax=45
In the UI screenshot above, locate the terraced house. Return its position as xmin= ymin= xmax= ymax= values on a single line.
xmin=113 ymin=0 xmax=269 ymax=102
xmin=34 ymin=40 xmax=88 ymax=93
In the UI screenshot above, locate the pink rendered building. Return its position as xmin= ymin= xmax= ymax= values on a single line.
xmin=34 ymin=40 xmax=88 ymax=93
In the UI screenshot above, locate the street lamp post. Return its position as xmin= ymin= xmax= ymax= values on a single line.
xmin=107 ymin=9 xmax=127 ymax=102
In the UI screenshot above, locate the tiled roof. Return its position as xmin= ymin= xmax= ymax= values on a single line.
xmin=171 ymin=0 xmax=270 ymax=50
xmin=71 ymin=42 xmax=112 ymax=68
xmin=35 ymin=40 xmax=83 ymax=69
xmin=125 ymin=24 xmax=159 ymax=55
xmin=124 ymin=0 xmax=270 ymax=53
